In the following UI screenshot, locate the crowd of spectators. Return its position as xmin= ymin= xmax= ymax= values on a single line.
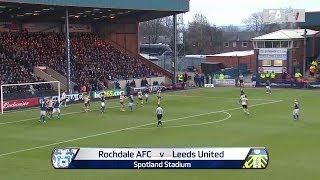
xmin=0 ymin=32 xmax=159 ymax=95
xmin=0 ymin=49 xmax=52 ymax=95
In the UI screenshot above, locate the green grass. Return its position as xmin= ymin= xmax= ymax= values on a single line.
xmin=0 ymin=87 xmax=319 ymax=180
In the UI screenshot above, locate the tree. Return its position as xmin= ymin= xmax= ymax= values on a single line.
xmin=221 ymin=25 xmax=241 ymax=32
xmin=243 ymin=11 xmax=296 ymax=35
xmin=139 ymin=17 xmax=173 ymax=44
xmin=243 ymin=12 xmax=264 ymax=33
xmin=261 ymin=23 xmax=282 ymax=34
xmin=185 ymin=13 xmax=223 ymax=54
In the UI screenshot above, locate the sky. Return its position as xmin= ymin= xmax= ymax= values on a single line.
xmin=184 ymin=0 xmax=320 ymax=26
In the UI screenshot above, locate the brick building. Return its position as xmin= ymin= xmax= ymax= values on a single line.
xmin=206 ymin=50 xmax=255 ymax=73
xmin=251 ymin=29 xmax=319 ymax=76
xmin=222 ymin=32 xmax=256 ymax=53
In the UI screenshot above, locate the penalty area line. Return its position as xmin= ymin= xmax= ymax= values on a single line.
xmin=0 ymin=100 xmax=282 ymax=157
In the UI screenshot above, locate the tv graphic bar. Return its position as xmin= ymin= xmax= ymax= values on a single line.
xmin=51 ymin=148 xmax=269 ymax=169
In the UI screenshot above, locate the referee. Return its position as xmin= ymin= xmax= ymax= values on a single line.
xmin=155 ymin=104 xmax=163 ymax=127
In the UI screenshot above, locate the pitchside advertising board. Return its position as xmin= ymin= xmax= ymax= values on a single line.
xmin=0 ymin=98 xmax=39 ymax=111
xmin=0 ymin=93 xmax=84 ymax=111
xmin=93 ymin=89 xmax=126 ymax=99
xmin=257 ymin=81 xmax=320 ymax=89
xmin=40 ymin=93 xmax=83 ymax=103
xmin=51 ymin=147 xmax=269 ymax=169
xmin=131 ymin=86 xmax=164 ymax=94
xmin=214 ymin=79 xmax=235 ymax=87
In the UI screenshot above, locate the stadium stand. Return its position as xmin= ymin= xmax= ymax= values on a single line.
xmin=0 ymin=32 xmax=159 ymax=95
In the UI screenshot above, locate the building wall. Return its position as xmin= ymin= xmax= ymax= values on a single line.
xmin=222 ymin=41 xmax=254 ymax=53
xmin=289 ymin=43 xmax=304 ymax=75
xmin=254 ymin=40 xmax=305 ymax=75
xmin=206 ymin=54 xmax=256 ymax=73
xmin=96 ymin=22 xmax=139 ymax=54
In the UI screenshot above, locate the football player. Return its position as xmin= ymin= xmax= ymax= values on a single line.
xmin=240 ymin=95 xmax=249 ymax=115
xmin=137 ymin=90 xmax=143 ymax=106
xmin=157 ymin=89 xmax=161 ymax=105
xmin=119 ymin=92 xmax=126 ymax=112
xmin=292 ymin=99 xmax=300 ymax=121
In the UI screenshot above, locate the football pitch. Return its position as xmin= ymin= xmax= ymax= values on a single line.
xmin=0 ymin=87 xmax=319 ymax=180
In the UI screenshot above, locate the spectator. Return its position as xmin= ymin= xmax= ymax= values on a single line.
xmin=0 ymin=32 xmax=160 ymax=95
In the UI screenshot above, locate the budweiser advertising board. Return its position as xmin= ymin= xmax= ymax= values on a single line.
xmin=0 ymin=98 xmax=39 ymax=110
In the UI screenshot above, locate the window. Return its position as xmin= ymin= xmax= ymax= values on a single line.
xmin=281 ymin=41 xmax=289 ymax=48
xmin=224 ymin=42 xmax=229 ymax=47
xmin=242 ymin=42 xmax=248 ymax=47
xmin=273 ymin=41 xmax=280 ymax=48
xmin=262 ymin=60 xmax=272 ymax=66
xmin=273 ymin=60 xmax=283 ymax=66
xmin=257 ymin=41 xmax=265 ymax=48
xmin=293 ymin=41 xmax=299 ymax=48
xmin=265 ymin=41 xmax=272 ymax=48
xmin=233 ymin=42 xmax=236 ymax=47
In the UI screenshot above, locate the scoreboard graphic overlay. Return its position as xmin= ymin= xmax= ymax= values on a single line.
xmin=52 ymin=148 xmax=269 ymax=169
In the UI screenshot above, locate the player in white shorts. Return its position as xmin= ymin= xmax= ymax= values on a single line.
xmin=292 ymin=99 xmax=300 ymax=121
xmin=240 ymin=95 xmax=249 ymax=115
xmin=61 ymin=91 xmax=67 ymax=107
xmin=137 ymin=90 xmax=143 ymax=106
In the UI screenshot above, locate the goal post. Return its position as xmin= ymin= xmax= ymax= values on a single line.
xmin=1 ymin=81 xmax=61 ymax=114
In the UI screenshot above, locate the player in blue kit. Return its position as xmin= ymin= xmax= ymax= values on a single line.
xmin=53 ymin=100 xmax=61 ymax=119
xmin=128 ymin=94 xmax=134 ymax=112
xmin=266 ymin=80 xmax=271 ymax=94
xmin=100 ymin=93 xmax=106 ymax=113
xmin=144 ymin=88 xmax=150 ymax=104
xmin=39 ymin=99 xmax=46 ymax=123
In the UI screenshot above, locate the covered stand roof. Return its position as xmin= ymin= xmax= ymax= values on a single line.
xmin=0 ymin=0 xmax=189 ymax=22
xmin=252 ymin=29 xmax=319 ymax=41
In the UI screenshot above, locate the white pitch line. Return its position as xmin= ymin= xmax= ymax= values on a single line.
xmin=0 ymin=100 xmax=282 ymax=157
xmin=135 ymin=112 xmax=232 ymax=130
xmin=0 ymin=95 xmax=277 ymax=126
xmin=0 ymin=105 xmax=121 ymax=125
xmin=167 ymin=94 xmax=279 ymax=101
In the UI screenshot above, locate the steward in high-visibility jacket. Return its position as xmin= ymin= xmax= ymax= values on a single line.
xmin=260 ymin=73 xmax=266 ymax=79
xmin=311 ymin=60 xmax=318 ymax=68
xmin=219 ymin=73 xmax=224 ymax=80
xmin=270 ymin=71 xmax=276 ymax=79
xmin=265 ymin=71 xmax=271 ymax=79
xmin=178 ymin=74 xmax=183 ymax=82
xmin=294 ymin=72 xmax=302 ymax=79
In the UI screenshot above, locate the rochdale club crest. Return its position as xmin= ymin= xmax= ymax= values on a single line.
xmin=52 ymin=148 xmax=78 ymax=169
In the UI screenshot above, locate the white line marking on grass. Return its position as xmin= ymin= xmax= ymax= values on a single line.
xmin=0 ymin=100 xmax=282 ymax=157
xmin=0 ymin=106 xmax=121 ymax=125
xmin=135 ymin=112 xmax=231 ymax=130
xmin=167 ymin=94 xmax=279 ymax=101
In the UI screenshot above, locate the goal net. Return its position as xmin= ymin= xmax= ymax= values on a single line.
xmin=1 ymin=81 xmax=60 ymax=114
